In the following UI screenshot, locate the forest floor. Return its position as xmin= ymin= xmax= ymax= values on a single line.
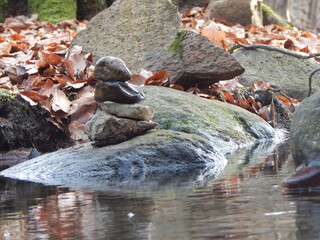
xmin=0 ymin=7 xmax=319 ymax=156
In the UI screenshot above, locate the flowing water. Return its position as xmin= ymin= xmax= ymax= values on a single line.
xmin=0 ymin=141 xmax=319 ymax=240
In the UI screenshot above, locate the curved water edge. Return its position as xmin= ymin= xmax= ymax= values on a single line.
xmin=0 ymin=127 xmax=287 ymax=190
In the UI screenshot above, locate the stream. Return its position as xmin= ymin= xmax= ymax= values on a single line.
xmin=0 ymin=141 xmax=319 ymax=240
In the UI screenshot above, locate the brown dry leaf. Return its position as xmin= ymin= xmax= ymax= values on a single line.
xmin=201 ymin=21 xmax=229 ymax=48
xmin=20 ymin=90 xmax=48 ymax=103
xmin=145 ymin=70 xmax=168 ymax=86
xmin=68 ymin=121 xmax=89 ymax=141
xmin=40 ymin=78 xmax=55 ymax=97
xmin=51 ymin=88 xmax=71 ymax=113
xmin=170 ymin=84 xmax=184 ymax=91
xmin=42 ymin=52 xmax=63 ymax=66
xmin=69 ymin=86 xmax=97 ymax=123
xmin=65 ymin=45 xmax=87 ymax=80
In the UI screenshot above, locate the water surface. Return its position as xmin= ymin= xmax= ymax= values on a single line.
xmin=0 ymin=142 xmax=319 ymax=240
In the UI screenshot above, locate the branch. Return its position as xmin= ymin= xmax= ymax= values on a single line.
xmin=308 ymin=67 xmax=320 ymax=97
xmin=228 ymin=44 xmax=320 ymax=59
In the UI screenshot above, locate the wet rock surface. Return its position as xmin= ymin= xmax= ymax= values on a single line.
xmin=290 ymin=92 xmax=320 ymax=167
xmin=0 ymin=86 xmax=281 ymax=187
xmin=94 ymin=81 xmax=145 ymax=104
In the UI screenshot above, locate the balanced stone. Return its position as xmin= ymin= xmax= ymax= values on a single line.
xmin=94 ymin=56 xmax=132 ymax=82
xmin=99 ymin=102 xmax=154 ymax=121
xmin=94 ymin=81 xmax=145 ymax=104
xmin=84 ymin=109 xmax=157 ymax=146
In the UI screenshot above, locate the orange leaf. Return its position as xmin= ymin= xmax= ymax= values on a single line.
xmin=20 ymin=91 xmax=48 ymax=102
xmin=170 ymin=84 xmax=184 ymax=91
xmin=201 ymin=22 xmax=229 ymax=48
xmin=145 ymin=70 xmax=168 ymax=86
xmin=223 ymin=91 xmax=235 ymax=104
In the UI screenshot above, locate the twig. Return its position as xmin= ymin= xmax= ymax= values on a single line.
xmin=308 ymin=67 xmax=320 ymax=97
xmin=228 ymin=44 xmax=320 ymax=59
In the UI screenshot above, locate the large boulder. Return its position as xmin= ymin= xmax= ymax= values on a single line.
xmin=71 ymin=0 xmax=244 ymax=86
xmin=232 ymin=48 xmax=320 ymax=101
xmin=0 ymin=86 xmax=281 ymax=186
xmin=141 ymin=86 xmax=277 ymax=154
xmin=290 ymin=93 xmax=320 ymax=167
xmin=208 ymin=0 xmax=263 ymax=26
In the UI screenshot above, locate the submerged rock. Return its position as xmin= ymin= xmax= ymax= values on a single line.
xmin=71 ymin=0 xmax=244 ymax=86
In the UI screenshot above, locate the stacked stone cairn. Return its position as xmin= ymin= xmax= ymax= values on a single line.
xmin=85 ymin=56 xmax=157 ymax=147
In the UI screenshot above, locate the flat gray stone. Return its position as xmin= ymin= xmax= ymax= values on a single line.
xmin=99 ymin=102 xmax=154 ymax=120
xmin=85 ymin=109 xmax=157 ymax=146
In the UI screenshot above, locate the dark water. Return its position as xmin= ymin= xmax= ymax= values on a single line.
xmin=0 ymin=141 xmax=319 ymax=240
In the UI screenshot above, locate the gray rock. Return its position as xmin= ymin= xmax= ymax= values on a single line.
xmin=141 ymin=86 xmax=278 ymax=154
xmin=0 ymin=86 xmax=282 ymax=186
xmin=157 ymin=30 xmax=245 ymax=87
xmin=0 ymin=130 xmax=227 ymax=187
xmin=99 ymin=102 xmax=154 ymax=121
xmin=94 ymin=56 xmax=132 ymax=82
xmin=208 ymin=0 xmax=263 ymax=26
xmin=290 ymin=93 xmax=320 ymax=167
xmin=84 ymin=109 xmax=157 ymax=146
xmin=94 ymin=81 xmax=145 ymax=103
xmin=232 ymin=48 xmax=320 ymax=101
xmin=71 ymin=0 xmax=244 ymax=86
xmin=171 ymin=0 xmax=209 ymax=10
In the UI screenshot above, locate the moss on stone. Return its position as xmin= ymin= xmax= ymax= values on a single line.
xmin=0 ymin=89 xmax=15 ymax=108
xmin=168 ymin=30 xmax=187 ymax=60
xmin=0 ymin=0 xmax=7 ymax=22
xmin=29 ymin=0 xmax=76 ymax=23
xmin=157 ymin=117 xmax=198 ymax=134
xmin=262 ymin=3 xmax=291 ymax=28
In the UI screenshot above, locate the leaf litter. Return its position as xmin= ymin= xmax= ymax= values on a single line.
xmin=1 ymin=7 xmax=318 ymax=150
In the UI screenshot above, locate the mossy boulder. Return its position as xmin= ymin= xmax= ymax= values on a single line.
xmin=262 ymin=3 xmax=291 ymax=28
xmin=142 ymin=86 xmax=276 ymax=154
xmin=0 ymin=86 xmax=281 ymax=187
xmin=0 ymin=89 xmax=67 ymax=152
xmin=29 ymin=0 xmax=76 ymax=23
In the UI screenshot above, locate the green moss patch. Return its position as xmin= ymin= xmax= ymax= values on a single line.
xmin=29 ymin=0 xmax=76 ymax=23
xmin=168 ymin=30 xmax=187 ymax=60
xmin=262 ymin=3 xmax=291 ymax=28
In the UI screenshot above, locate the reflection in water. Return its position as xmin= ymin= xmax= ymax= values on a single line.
xmin=1 ymin=142 xmax=320 ymax=239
